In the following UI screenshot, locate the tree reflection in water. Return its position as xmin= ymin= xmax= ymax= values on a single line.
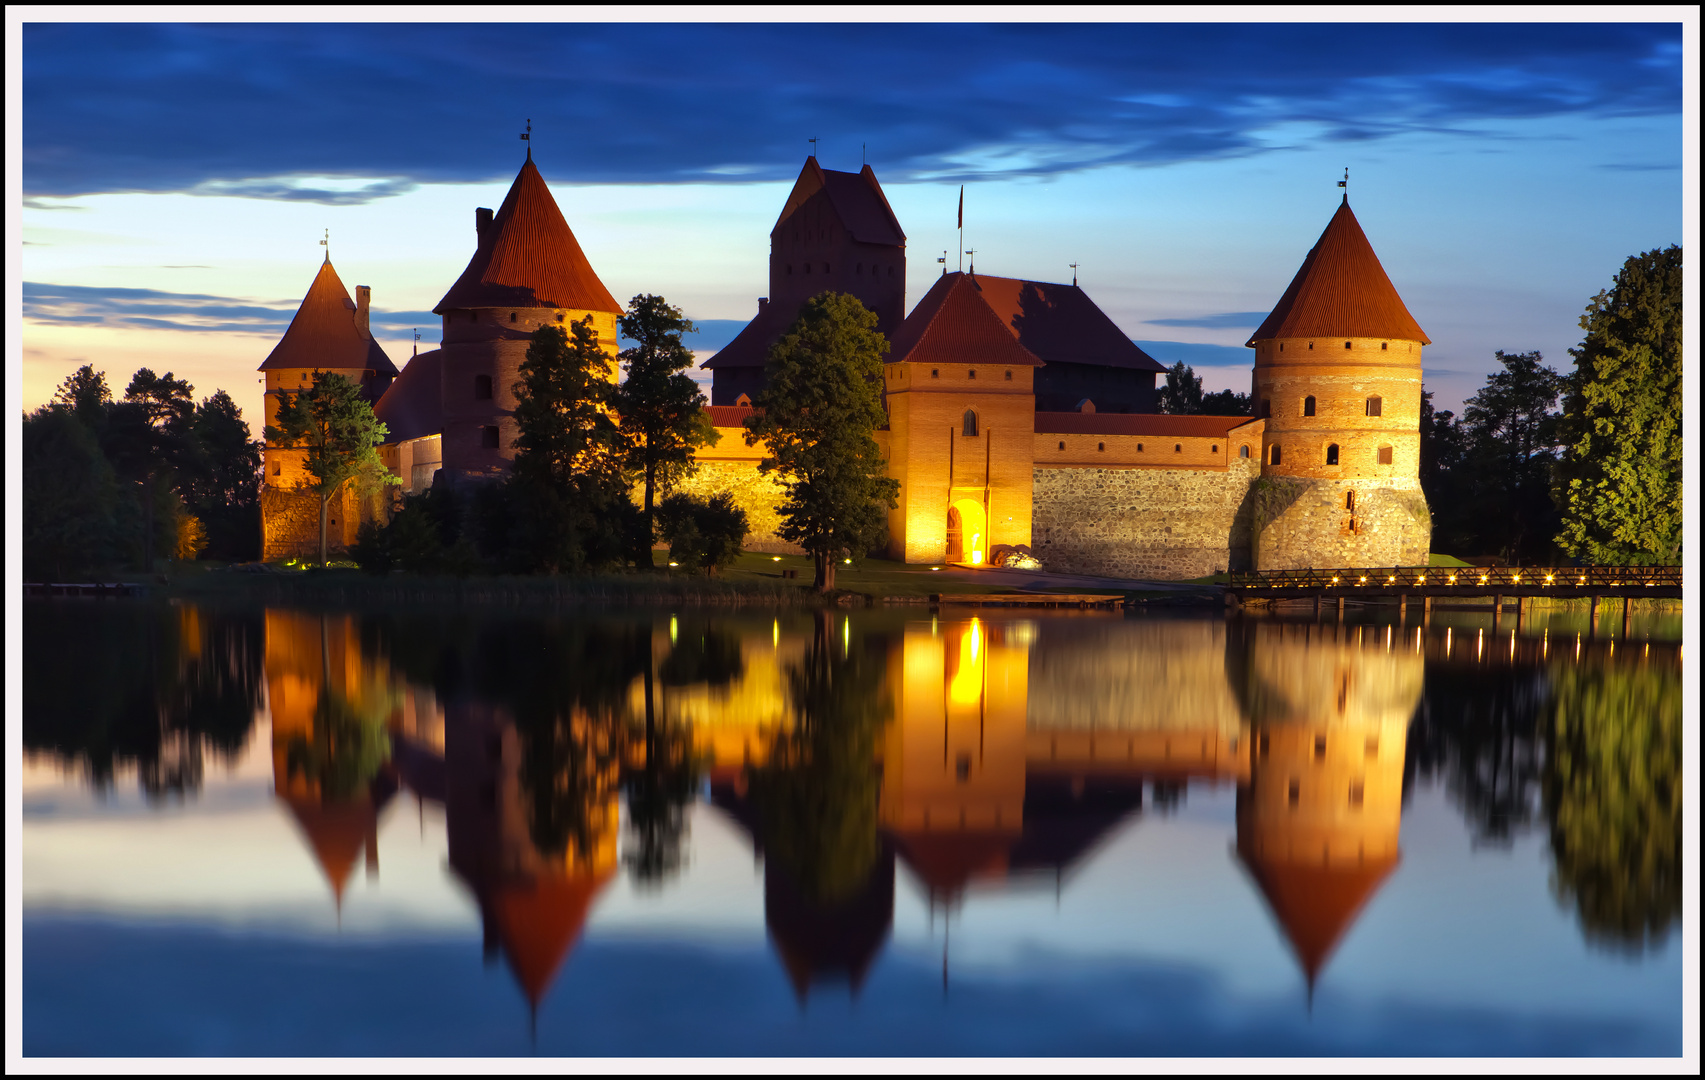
xmin=24 ymin=601 xmax=262 ymax=799
xmin=1407 ymin=664 xmax=1549 ymax=847
xmin=1544 ymin=661 xmax=1681 ymax=954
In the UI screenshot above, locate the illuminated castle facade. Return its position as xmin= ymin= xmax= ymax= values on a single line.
xmin=259 ymin=154 xmax=1433 ymax=574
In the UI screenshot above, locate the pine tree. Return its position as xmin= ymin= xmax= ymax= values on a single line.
xmin=265 ymin=370 xmax=396 ymax=567
xmin=611 ymin=294 xmax=718 ymax=567
xmin=745 ymin=292 xmax=898 ymax=592
xmin=1553 ymin=246 xmax=1683 ymax=565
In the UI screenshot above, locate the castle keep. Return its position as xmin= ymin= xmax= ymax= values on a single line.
xmin=260 ymin=153 xmax=1433 ymax=574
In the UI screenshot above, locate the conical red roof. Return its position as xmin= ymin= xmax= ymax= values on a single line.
xmin=435 ymin=157 xmax=621 ymax=315
xmin=258 ymin=259 xmax=398 ymax=374
xmin=1247 ymin=200 xmax=1430 ymax=346
xmin=1238 ymin=842 xmax=1399 ymax=983
xmin=490 ymin=869 xmax=615 ymax=1007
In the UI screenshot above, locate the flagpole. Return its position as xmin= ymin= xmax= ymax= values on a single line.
xmin=957 ymin=185 xmax=964 ymax=273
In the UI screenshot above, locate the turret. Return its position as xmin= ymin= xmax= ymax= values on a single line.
xmin=1245 ymin=198 xmax=1433 ymax=568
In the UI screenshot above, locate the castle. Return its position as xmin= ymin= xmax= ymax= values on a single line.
xmin=260 ymin=152 xmax=1433 ymax=575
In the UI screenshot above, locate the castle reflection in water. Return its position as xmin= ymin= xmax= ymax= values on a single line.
xmin=259 ymin=609 xmax=1429 ymax=1016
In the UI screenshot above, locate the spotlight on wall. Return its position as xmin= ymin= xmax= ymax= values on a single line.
xmin=668 ymin=561 xmax=679 ymax=567
xmin=772 ymin=556 xmax=781 ymax=562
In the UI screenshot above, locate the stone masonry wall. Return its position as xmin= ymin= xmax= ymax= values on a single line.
xmin=1253 ymin=477 xmax=1431 ymax=570
xmin=1032 ymin=458 xmax=1261 ymax=580
xmin=667 ymin=459 xmax=803 ymax=555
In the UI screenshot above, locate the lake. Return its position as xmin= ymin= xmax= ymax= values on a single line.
xmin=21 ymin=598 xmax=1683 ymax=1057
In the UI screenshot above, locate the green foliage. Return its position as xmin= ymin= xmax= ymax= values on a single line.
xmin=612 ymin=294 xmax=719 ymax=565
xmin=1199 ymin=387 xmax=1251 ymax=416
xmin=1158 ymin=361 xmax=1204 ymax=415
xmin=265 ymin=370 xmax=397 ymax=567
xmin=1427 ymin=352 xmax=1567 ymax=563
xmin=1544 ymin=662 xmax=1681 ymax=952
xmin=283 ymin=687 xmax=394 ymax=801
xmin=53 ymin=363 xmax=113 ymax=429
xmin=181 ymin=390 xmax=262 ymax=561
xmin=745 ymin=292 xmax=898 ymax=592
xmin=22 ymin=407 xmax=124 ymax=580
xmin=1553 ymin=246 xmax=1683 ymax=565
xmin=656 ymin=491 xmax=749 ymax=576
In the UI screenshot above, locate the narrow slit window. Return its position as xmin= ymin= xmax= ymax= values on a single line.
xmin=509 ymin=312 xmax=517 ymax=323
xmin=962 ymin=410 xmax=978 ymax=437
xmin=1098 ymin=442 xmax=1105 ymax=452
xmin=1270 ymin=445 xmax=1282 ymax=466
xmin=1174 ymin=443 xmax=1182 ymax=453
xmin=1058 ymin=441 xmax=1065 ymax=450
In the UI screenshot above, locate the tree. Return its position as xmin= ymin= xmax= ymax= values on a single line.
xmin=22 ymin=406 xmax=123 ymax=580
xmin=611 ymin=294 xmax=719 ymax=567
xmin=264 ymin=370 xmax=397 ymax=567
xmin=1199 ymin=388 xmax=1251 ymax=416
xmin=745 ymin=292 xmax=899 ymax=592
xmin=1456 ymin=351 xmax=1567 ymax=563
xmin=1157 ymin=361 xmax=1204 ymax=415
xmin=513 ymin=319 xmax=625 ymax=495
xmin=52 ymin=364 xmax=113 ymax=430
xmin=1553 ymin=246 xmax=1683 ymax=565
xmin=656 ymin=491 xmax=749 ymax=576
xmin=104 ymin=369 xmax=196 ymax=571
xmin=181 ymin=390 xmax=262 ymax=561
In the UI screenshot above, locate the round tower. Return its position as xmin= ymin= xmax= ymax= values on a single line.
xmin=1246 ymin=197 xmax=1432 ymax=569
xmin=433 ymin=153 xmax=622 ymax=481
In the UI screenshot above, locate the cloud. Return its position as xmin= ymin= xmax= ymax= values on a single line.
xmin=1143 ymin=312 xmax=1268 ymax=330
xmin=23 ymin=281 xmax=416 ymax=338
xmin=21 ymin=23 xmax=1682 ymax=199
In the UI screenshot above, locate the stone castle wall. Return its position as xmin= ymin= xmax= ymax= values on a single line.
xmin=1253 ymin=476 xmax=1431 ymax=570
xmin=1031 ymin=458 xmax=1261 ymax=580
xmin=667 ymin=459 xmax=802 ymax=555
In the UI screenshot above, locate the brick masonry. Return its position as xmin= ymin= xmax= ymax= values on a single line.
xmin=667 ymin=459 xmax=803 ymax=555
xmin=1032 ymin=458 xmax=1262 ymax=579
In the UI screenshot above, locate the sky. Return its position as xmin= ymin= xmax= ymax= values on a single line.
xmin=12 ymin=15 xmax=1689 ymax=435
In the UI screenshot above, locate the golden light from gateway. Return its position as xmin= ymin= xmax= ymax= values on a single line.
xmin=948 ymin=618 xmax=985 ymax=706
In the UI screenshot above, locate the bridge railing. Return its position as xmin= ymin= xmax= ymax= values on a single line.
xmin=1227 ymin=566 xmax=1682 ymax=591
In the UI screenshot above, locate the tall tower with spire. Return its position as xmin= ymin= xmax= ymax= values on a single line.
xmin=258 ymin=256 xmax=399 ymax=560
xmin=704 ymin=156 xmax=906 ymax=406
xmin=432 ymin=154 xmax=623 ymax=481
xmin=1245 ymin=197 xmax=1433 ymax=569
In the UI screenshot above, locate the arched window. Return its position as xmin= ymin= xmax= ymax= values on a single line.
xmin=1174 ymin=443 xmax=1182 ymax=453
xmin=1303 ymin=395 xmax=1316 ymax=417
xmin=1211 ymin=444 xmax=1218 ymax=453
xmin=1326 ymin=443 xmax=1339 ymax=465
xmin=1270 ymin=445 xmax=1282 ymax=466
xmin=1344 ymin=341 xmax=1352 ymax=349
xmin=509 ymin=312 xmax=518 ymax=323
xmin=963 ymin=410 xmax=978 ymax=437
xmin=1239 ymin=445 xmax=1249 ymax=459
xmin=474 ymin=374 xmax=493 ymax=400
xmin=735 ymin=393 xmax=752 ymax=407
xmin=1366 ymin=396 xmax=1383 ymax=417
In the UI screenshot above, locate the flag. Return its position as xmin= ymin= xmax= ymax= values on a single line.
xmin=957 ymin=186 xmax=963 ymax=230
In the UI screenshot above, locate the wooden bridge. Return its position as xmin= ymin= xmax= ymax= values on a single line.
xmin=1228 ymin=565 xmax=1680 ymax=601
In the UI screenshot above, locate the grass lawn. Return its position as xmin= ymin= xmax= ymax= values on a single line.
xmin=1428 ymin=553 xmax=1474 ymax=567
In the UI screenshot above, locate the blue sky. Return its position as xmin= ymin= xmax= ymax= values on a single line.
xmin=16 ymin=17 xmax=1687 ymax=429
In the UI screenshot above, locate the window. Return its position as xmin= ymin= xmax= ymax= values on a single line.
xmin=1279 ymin=343 xmax=1284 ymax=352
xmin=1005 ymin=370 xmax=1012 ymax=381
xmin=1098 ymin=442 xmax=1105 ymax=452
xmin=968 ymin=369 xmax=976 ymax=379
xmin=1326 ymin=444 xmax=1339 ymax=465
xmin=1058 ymin=441 xmax=1066 ymax=450
xmin=1303 ymin=395 xmax=1316 ymax=417
xmin=1378 ymin=446 xmax=1393 ymax=465
xmin=556 ymin=313 xmax=564 ymax=323
xmin=1308 ymin=342 xmax=1314 ymax=350
xmin=1381 ymin=342 xmax=1388 ymax=350
xmin=1270 ymin=445 xmax=1282 ymax=466
xmin=1239 ymin=445 xmax=1249 ymax=459
xmin=1345 ymin=340 xmax=1352 ymax=349
xmin=931 ymin=369 xmax=939 ymax=379
xmin=1174 ymin=444 xmax=1182 ymax=453
xmin=963 ymin=410 xmax=978 ymax=437
xmin=510 ymin=312 xmax=517 ymax=323
xmin=1366 ymin=395 xmax=1383 ymax=417
xmin=1346 ymin=491 xmax=1355 ymax=511
xmin=1137 ymin=443 xmax=1144 ymax=452
xmin=481 ymin=426 xmax=499 ymax=449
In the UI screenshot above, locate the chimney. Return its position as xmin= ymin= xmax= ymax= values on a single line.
xmin=475 ymin=207 xmax=494 ymax=244
xmin=758 ymin=297 xmax=768 ymax=312
xmin=354 ymin=286 xmax=371 ymax=338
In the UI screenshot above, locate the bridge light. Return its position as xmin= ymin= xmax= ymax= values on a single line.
xmin=1331 ymin=576 xmax=1339 ymax=584
xmin=1448 ymin=575 xmax=1457 ymax=584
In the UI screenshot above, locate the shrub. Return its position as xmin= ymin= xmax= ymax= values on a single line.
xmin=656 ymin=492 xmax=748 ymax=576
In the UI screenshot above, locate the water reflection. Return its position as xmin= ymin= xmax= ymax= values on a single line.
xmin=21 ymin=599 xmax=1684 ymax=1052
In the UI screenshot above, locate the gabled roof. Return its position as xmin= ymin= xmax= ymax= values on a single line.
xmin=1237 ymin=843 xmax=1399 ymax=984
xmin=889 ymin=273 xmax=1163 ymax=372
xmin=374 ymin=349 xmax=443 ymax=444
xmin=259 ymin=259 xmax=398 ymax=375
xmin=1247 ymin=199 xmax=1430 ymax=346
xmin=887 ymin=273 xmax=1045 ymax=369
xmin=890 ymin=830 xmax=1017 ymax=902
xmin=773 ymin=157 xmax=905 ymax=247
xmin=701 ymin=303 xmax=796 ymax=370
xmin=1035 ymin=412 xmax=1259 ymax=438
xmin=704 ymin=404 xmax=756 ymax=427
xmin=435 ymin=156 xmax=621 ymax=315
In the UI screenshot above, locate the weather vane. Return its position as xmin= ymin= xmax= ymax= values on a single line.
xmin=938 ymin=250 xmax=948 ymax=277
xmin=964 ymin=249 xmax=977 ymax=274
xmin=413 ymin=328 xmax=421 ymax=357
xmin=521 ymin=118 xmax=531 ymax=158
xmin=1338 ymin=167 xmax=1348 ymax=196
xmin=320 ymin=228 xmax=328 ymax=261
xmin=1070 ymin=262 xmax=1079 ymax=286
xmin=808 ymin=136 xmax=819 ymax=157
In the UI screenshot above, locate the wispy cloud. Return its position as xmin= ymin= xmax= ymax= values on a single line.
xmin=1143 ymin=312 xmax=1268 ymax=330
xmin=23 ymin=281 xmax=420 ymax=337
xmin=1132 ymin=340 xmax=1251 ymax=368
xmin=22 ymin=23 xmax=1682 ymax=200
